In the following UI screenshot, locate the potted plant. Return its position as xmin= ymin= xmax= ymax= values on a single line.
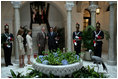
xmin=79 ymin=52 xmax=85 ymax=60
xmin=82 ymin=25 xmax=95 ymax=60
xmin=82 ymin=25 xmax=110 ymax=60
xmin=37 ymin=48 xmax=80 ymax=65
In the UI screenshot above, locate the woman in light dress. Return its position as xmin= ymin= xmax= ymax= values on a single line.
xmin=26 ymin=29 xmax=33 ymax=64
xmin=17 ymin=29 xmax=25 ymax=68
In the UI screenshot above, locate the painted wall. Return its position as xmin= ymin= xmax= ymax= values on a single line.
xmin=20 ymin=2 xmax=31 ymax=28
xmin=48 ymin=4 xmax=64 ymax=28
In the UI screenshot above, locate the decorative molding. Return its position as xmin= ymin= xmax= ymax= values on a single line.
xmin=33 ymin=59 xmax=83 ymax=77
xmin=109 ymin=1 xmax=117 ymax=5
xmin=88 ymin=4 xmax=98 ymax=12
xmin=11 ymin=1 xmax=21 ymax=8
xmin=89 ymin=1 xmax=98 ymax=5
xmin=66 ymin=1 xmax=74 ymax=11
xmin=76 ymin=1 xmax=82 ymax=12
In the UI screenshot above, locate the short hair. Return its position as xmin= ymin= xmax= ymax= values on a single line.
xmin=27 ymin=29 xmax=32 ymax=33
xmin=20 ymin=26 xmax=23 ymax=29
xmin=42 ymin=26 xmax=45 ymax=29
xmin=17 ymin=29 xmax=24 ymax=36
xmin=50 ymin=27 xmax=53 ymax=29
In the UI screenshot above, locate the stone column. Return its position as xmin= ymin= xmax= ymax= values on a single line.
xmin=11 ymin=1 xmax=21 ymax=64
xmin=107 ymin=1 xmax=117 ymax=65
xmin=88 ymin=1 xmax=98 ymax=27
xmin=65 ymin=1 xmax=74 ymax=52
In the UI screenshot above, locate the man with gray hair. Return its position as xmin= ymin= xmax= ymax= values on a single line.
xmin=37 ymin=27 xmax=46 ymax=55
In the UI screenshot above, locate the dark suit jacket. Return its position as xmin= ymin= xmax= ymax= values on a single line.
xmin=73 ymin=31 xmax=82 ymax=40
xmin=93 ymin=30 xmax=104 ymax=44
xmin=47 ymin=32 xmax=57 ymax=47
xmin=37 ymin=31 xmax=46 ymax=47
xmin=93 ymin=30 xmax=104 ymax=39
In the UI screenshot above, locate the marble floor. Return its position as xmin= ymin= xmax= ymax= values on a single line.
xmin=1 ymin=53 xmax=117 ymax=78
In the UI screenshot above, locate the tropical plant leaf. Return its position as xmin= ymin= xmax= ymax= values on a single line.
xmin=10 ymin=69 xmax=16 ymax=78
xmin=103 ymin=30 xmax=110 ymax=40
xmin=27 ymin=68 xmax=34 ymax=71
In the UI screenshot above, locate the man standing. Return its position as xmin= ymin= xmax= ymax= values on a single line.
xmin=37 ymin=27 xmax=46 ymax=55
xmin=73 ymin=23 xmax=82 ymax=55
xmin=1 ymin=24 xmax=14 ymax=67
xmin=93 ymin=22 xmax=104 ymax=57
xmin=47 ymin=27 xmax=57 ymax=52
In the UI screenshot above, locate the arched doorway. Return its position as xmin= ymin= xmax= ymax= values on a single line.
xmin=20 ymin=1 xmax=66 ymax=53
xmin=20 ymin=1 xmax=66 ymax=30
xmin=83 ymin=9 xmax=91 ymax=29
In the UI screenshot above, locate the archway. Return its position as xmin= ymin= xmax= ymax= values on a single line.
xmin=20 ymin=1 xmax=66 ymax=53
xmin=83 ymin=9 xmax=91 ymax=29
xmin=20 ymin=1 xmax=66 ymax=29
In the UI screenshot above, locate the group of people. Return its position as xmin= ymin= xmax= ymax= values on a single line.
xmin=1 ymin=24 xmax=59 ymax=68
xmin=17 ymin=26 xmax=59 ymax=68
xmin=1 ymin=24 xmax=33 ymax=67
xmin=17 ymin=27 xmax=32 ymax=67
xmin=37 ymin=27 xmax=59 ymax=55
xmin=1 ymin=21 xmax=104 ymax=68
xmin=73 ymin=22 xmax=104 ymax=58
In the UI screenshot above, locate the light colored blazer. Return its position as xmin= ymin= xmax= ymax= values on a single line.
xmin=17 ymin=35 xmax=25 ymax=55
xmin=26 ymin=34 xmax=33 ymax=55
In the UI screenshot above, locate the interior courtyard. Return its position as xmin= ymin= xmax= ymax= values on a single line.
xmin=1 ymin=1 xmax=117 ymax=78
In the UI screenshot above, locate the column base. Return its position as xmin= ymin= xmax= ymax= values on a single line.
xmin=15 ymin=59 xmax=19 ymax=64
xmin=107 ymin=60 xmax=117 ymax=65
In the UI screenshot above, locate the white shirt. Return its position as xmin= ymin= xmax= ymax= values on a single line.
xmin=26 ymin=34 xmax=32 ymax=49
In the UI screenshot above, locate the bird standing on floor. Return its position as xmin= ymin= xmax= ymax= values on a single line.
xmin=89 ymin=49 xmax=108 ymax=73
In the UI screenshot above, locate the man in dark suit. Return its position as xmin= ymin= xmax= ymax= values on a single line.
xmin=93 ymin=22 xmax=104 ymax=57
xmin=73 ymin=23 xmax=82 ymax=55
xmin=47 ymin=27 xmax=57 ymax=52
xmin=1 ymin=24 xmax=14 ymax=67
xmin=37 ymin=27 xmax=46 ymax=55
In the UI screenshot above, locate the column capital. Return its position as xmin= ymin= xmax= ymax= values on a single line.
xmin=11 ymin=1 xmax=21 ymax=8
xmin=88 ymin=4 xmax=98 ymax=12
xmin=109 ymin=1 xmax=117 ymax=5
xmin=66 ymin=1 xmax=74 ymax=11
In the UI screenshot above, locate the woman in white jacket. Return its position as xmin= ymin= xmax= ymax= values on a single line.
xmin=26 ymin=29 xmax=33 ymax=64
xmin=17 ymin=29 xmax=25 ymax=68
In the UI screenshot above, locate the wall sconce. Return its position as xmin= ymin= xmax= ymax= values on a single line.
xmin=96 ymin=7 xmax=100 ymax=15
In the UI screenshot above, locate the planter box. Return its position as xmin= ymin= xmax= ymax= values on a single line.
xmin=84 ymin=51 xmax=91 ymax=61
xmin=80 ymin=53 xmax=85 ymax=60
